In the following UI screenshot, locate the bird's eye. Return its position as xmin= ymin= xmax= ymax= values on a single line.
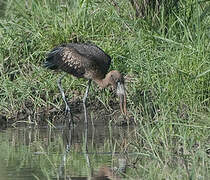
xmin=117 ymin=78 xmax=123 ymax=84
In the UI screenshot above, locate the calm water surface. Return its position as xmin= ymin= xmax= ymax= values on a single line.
xmin=0 ymin=122 xmax=136 ymax=180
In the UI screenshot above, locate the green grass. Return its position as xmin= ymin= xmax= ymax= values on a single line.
xmin=0 ymin=0 xmax=210 ymax=179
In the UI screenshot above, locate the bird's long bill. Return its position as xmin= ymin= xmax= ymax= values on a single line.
xmin=117 ymin=82 xmax=127 ymax=116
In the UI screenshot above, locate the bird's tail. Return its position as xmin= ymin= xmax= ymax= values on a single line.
xmin=43 ymin=48 xmax=60 ymax=70
xmin=43 ymin=59 xmax=58 ymax=70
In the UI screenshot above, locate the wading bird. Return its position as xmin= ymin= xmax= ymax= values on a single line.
xmin=44 ymin=43 xmax=127 ymax=124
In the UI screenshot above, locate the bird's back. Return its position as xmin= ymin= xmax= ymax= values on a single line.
xmin=44 ymin=43 xmax=111 ymax=79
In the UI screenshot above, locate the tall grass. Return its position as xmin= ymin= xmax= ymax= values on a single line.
xmin=0 ymin=0 xmax=209 ymax=116
xmin=0 ymin=0 xmax=209 ymax=178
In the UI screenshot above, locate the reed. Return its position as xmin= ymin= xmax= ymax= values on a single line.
xmin=0 ymin=0 xmax=209 ymax=178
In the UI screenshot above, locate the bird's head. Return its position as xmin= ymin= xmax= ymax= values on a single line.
xmin=108 ymin=70 xmax=127 ymax=116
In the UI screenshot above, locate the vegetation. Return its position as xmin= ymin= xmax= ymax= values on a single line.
xmin=0 ymin=0 xmax=210 ymax=179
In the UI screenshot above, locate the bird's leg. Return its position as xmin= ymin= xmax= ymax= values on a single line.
xmin=57 ymin=75 xmax=72 ymax=117
xmin=83 ymin=80 xmax=92 ymax=125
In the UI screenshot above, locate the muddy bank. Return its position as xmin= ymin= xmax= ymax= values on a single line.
xmin=0 ymin=115 xmax=7 ymax=129
xmin=0 ymin=97 xmax=131 ymax=128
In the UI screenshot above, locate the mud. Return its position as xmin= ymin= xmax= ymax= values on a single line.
xmin=1 ymin=97 xmax=132 ymax=128
xmin=0 ymin=115 xmax=7 ymax=129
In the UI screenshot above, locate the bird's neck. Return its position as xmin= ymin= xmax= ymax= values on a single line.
xmin=94 ymin=72 xmax=112 ymax=88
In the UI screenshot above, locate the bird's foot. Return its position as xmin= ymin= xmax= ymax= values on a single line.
xmin=64 ymin=105 xmax=71 ymax=115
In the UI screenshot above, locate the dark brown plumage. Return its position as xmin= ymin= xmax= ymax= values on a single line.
xmin=44 ymin=43 xmax=111 ymax=80
xmin=44 ymin=43 xmax=127 ymax=124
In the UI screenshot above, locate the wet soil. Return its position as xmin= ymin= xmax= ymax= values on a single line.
xmin=0 ymin=114 xmax=7 ymax=129
xmin=0 ymin=97 xmax=132 ymax=128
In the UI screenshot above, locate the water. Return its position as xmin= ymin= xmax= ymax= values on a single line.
xmin=0 ymin=122 xmax=136 ymax=180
